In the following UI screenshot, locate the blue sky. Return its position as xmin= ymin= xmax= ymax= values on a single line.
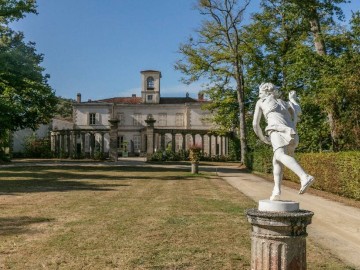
xmin=10 ymin=0 xmax=360 ymax=101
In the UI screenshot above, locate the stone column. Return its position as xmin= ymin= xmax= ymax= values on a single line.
xmin=208 ymin=134 xmax=212 ymax=157
xmin=55 ymin=133 xmax=60 ymax=156
xmin=81 ymin=132 xmax=86 ymax=158
xmin=66 ymin=130 xmax=71 ymax=156
xmin=160 ymin=133 xmax=165 ymax=151
xmin=246 ymin=207 xmax=313 ymax=270
xmin=201 ymin=134 xmax=205 ymax=154
xmin=171 ymin=132 xmax=176 ymax=152
xmin=50 ymin=133 xmax=56 ymax=153
xmin=215 ymin=135 xmax=219 ymax=155
xmin=182 ymin=133 xmax=186 ymax=151
xmin=60 ymin=132 xmax=65 ymax=156
xmin=219 ymin=136 xmax=222 ymax=155
xmin=109 ymin=119 xmax=119 ymax=161
xmin=101 ymin=133 xmax=105 ymax=155
xmin=145 ymin=116 xmax=156 ymax=156
xmin=90 ymin=133 xmax=96 ymax=158
xmin=225 ymin=136 xmax=228 ymax=156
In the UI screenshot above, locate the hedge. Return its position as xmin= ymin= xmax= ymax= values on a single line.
xmin=250 ymin=150 xmax=360 ymax=200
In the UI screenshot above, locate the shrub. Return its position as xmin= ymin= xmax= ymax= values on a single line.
xmin=24 ymin=134 xmax=52 ymax=158
xmin=283 ymin=151 xmax=360 ymax=200
xmin=189 ymin=144 xmax=202 ymax=163
xmin=228 ymin=136 xmax=240 ymax=161
xmin=247 ymin=144 xmax=273 ymax=174
xmin=149 ymin=151 xmax=164 ymax=161
xmin=249 ymin=148 xmax=360 ymax=200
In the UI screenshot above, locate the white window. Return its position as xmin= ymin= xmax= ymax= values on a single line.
xmin=133 ymin=113 xmax=142 ymax=126
xmin=133 ymin=135 xmax=141 ymax=152
xmin=147 ymin=77 xmax=154 ymax=89
xmin=89 ymin=113 xmax=96 ymax=125
xmin=147 ymin=95 xmax=153 ymax=101
xmin=118 ymin=113 xmax=124 ymax=125
xmin=158 ymin=113 xmax=167 ymax=126
xmin=176 ymin=113 xmax=184 ymax=127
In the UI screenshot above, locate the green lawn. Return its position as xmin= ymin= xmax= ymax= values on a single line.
xmin=0 ymin=165 xmax=353 ymax=269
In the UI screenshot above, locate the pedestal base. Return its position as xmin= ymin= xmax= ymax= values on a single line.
xmin=246 ymin=209 xmax=313 ymax=270
xmin=258 ymin=200 xmax=299 ymax=212
xmin=191 ymin=162 xmax=199 ymax=174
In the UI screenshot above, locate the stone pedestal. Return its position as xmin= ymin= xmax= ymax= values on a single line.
xmin=145 ymin=116 xmax=156 ymax=157
xmin=246 ymin=205 xmax=313 ymax=270
xmin=191 ymin=162 xmax=199 ymax=174
xmin=108 ymin=118 xmax=119 ymax=162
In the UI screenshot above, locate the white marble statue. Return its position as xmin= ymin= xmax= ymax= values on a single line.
xmin=252 ymin=83 xmax=314 ymax=201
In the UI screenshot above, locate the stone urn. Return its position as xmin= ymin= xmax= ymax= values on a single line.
xmin=189 ymin=145 xmax=201 ymax=174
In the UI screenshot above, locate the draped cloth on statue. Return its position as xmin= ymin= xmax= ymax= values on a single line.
xmin=261 ymin=95 xmax=298 ymax=152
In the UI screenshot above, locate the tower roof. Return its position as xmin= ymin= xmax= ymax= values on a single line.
xmin=140 ymin=70 xmax=161 ymax=73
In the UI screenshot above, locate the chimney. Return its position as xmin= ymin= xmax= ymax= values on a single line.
xmin=132 ymin=94 xmax=136 ymax=98
xmin=77 ymin=93 xmax=81 ymax=103
xmin=198 ymin=92 xmax=204 ymax=101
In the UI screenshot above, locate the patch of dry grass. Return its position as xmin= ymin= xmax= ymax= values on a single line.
xmin=0 ymin=165 xmax=353 ymax=269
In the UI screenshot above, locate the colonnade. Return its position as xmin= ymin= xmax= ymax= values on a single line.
xmin=149 ymin=131 xmax=229 ymax=157
xmin=52 ymin=123 xmax=231 ymax=160
xmin=51 ymin=130 xmax=108 ymax=158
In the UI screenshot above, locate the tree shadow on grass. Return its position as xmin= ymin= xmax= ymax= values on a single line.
xmin=0 ymin=216 xmax=54 ymax=236
xmin=0 ymin=166 xmax=199 ymax=195
xmin=0 ymin=179 xmax=130 ymax=195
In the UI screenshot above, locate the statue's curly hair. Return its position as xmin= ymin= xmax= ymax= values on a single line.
xmin=259 ymin=82 xmax=276 ymax=93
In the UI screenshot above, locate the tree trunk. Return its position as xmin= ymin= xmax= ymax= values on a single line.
xmin=309 ymin=17 xmax=326 ymax=56
xmin=327 ymin=111 xmax=339 ymax=151
xmin=235 ymin=70 xmax=247 ymax=165
xmin=308 ymin=7 xmax=339 ymax=149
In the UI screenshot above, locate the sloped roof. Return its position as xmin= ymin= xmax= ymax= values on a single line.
xmin=160 ymin=97 xmax=201 ymax=104
xmin=96 ymin=97 xmax=142 ymax=104
xmin=85 ymin=96 xmax=208 ymax=105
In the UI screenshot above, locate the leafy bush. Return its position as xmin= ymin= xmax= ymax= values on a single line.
xmin=249 ymin=148 xmax=360 ymax=200
xmin=149 ymin=149 xmax=187 ymax=162
xmin=24 ymin=134 xmax=52 ymax=158
xmin=189 ymin=144 xmax=202 ymax=163
xmin=283 ymin=151 xmax=360 ymax=200
xmin=228 ymin=136 xmax=240 ymax=161
xmin=247 ymin=144 xmax=273 ymax=174
xmin=149 ymin=151 xmax=164 ymax=161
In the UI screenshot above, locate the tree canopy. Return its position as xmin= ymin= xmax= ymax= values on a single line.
xmin=0 ymin=1 xmax=57 ymax=130
xmin=0 ymin=0 xmax=57 ymax=159
xmin=176 ymin=0 xmax=251 ymax=164
xmin=177 ymin=0 xmax=360 ymax=156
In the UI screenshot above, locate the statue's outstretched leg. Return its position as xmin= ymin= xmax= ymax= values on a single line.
xmin=274 ymin=148 xmax=314 ymax=195
xmin=271 ymin=155 xmax=283 ymax=201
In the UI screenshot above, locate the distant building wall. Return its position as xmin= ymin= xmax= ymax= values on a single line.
xmin=12 ymin=124 xmax=50 ymax=153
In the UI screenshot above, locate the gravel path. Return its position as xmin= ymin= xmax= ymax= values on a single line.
xmin=216 ymin=167 xmax=360 ymax=270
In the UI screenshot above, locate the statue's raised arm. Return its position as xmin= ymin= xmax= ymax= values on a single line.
xmin=288 ymin=90 xmax=302 ymax=128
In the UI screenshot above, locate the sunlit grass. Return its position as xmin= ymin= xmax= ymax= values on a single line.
xmin=0 ymin=165 xmax=352 ymax=269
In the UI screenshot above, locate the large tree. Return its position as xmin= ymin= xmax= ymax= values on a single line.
xmin=0 ymin=0 xmax=57 ymax=156
xmin=242 ymin=0 xmax=360 ymax=151
xmin=176 ymin=0 xmax=250 ymax=164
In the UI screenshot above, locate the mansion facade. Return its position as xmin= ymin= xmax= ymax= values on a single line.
xmin=51 ymin=70 xmax=230 ymax=160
